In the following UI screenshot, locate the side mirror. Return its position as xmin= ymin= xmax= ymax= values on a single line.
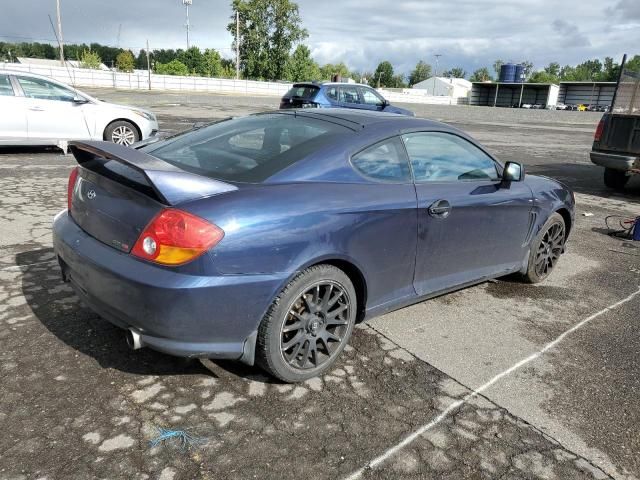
xmin=502 ymin=162 xmax=525 ymax=185
xmin=72 ymin=96 xmax=89 ymax=104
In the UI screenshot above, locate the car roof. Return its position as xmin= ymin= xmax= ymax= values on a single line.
xmin=292 ymin=81 xmax=371 ymax=89
xmin=264 ymin=108 xmax=453 ymax=132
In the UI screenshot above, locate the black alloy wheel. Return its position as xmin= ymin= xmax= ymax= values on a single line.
xmin=280 ymin=281 xmax=350 ymax=370
xmin=256 ymin=265 xmax=357 ymax=382
xmin=523 ymin=213 xmax=566 ymax=283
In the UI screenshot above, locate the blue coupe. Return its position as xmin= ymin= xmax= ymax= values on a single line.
xmin=53 ymin=109 xmax=574 ymax=382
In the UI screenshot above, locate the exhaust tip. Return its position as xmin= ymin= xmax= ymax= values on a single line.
xmin=126 ymin=329 xmax=143 ymax=350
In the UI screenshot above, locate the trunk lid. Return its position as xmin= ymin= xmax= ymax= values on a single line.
xmin=597 ymin=114 xmax=640 ymax=154
xmin=69 ymin=141 xmax=237 ymax=253
xmin=280 ymin=84 xmax=320 ymax=109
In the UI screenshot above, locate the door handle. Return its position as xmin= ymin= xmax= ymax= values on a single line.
xmin=427 ymin=199 xmax=451 ymax=218
xmin=29 ymin=107 xmax=44 ymax=112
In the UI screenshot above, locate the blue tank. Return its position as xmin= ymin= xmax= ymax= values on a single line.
xmin=514 ymin=64 xmax=525 ymax=83
xmin=499 ymin=63 xmax=516 ymax=83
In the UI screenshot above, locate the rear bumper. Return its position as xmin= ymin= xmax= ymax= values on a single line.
xmin=52 ymin=210 xmax=287 ymax=362
xmin=590 ymin=151 xmax=638 ymax=172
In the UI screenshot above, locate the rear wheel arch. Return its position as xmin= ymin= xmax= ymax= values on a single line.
xmin=311 ymin=259 xmax=368 ymax=323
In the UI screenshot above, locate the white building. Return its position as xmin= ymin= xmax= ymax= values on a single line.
xmin=412 ymin=76 xmax=472 ymax=98
xmin=16 ymin=57 xmax=110 ymax=71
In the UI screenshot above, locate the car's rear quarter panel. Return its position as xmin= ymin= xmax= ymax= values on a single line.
xmin=183 ymin=181 xmax=418 ymax=311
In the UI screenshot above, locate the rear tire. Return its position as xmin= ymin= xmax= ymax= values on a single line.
xmin=256 ymin=265 xmax=357 ymax=383
xmin=522 ymin=213 xmax=566 ymax=284
xmin=603 ymin=168 xmax=629 ymax=191
xmin=105 ymin=120 xmax=139 ymax=146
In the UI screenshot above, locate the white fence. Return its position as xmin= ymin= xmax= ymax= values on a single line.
xmin=1 ymin=62 xmax=292 ymax=97
xmin=379 ymin=88 xmax=469 ymax=105
xmin=1 ymin=62 xmax=469 ymax=105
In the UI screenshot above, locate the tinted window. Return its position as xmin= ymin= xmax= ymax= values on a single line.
xmin=360 ymin=87 xmax=384 ymax=106
xmin=402 ymin=132 xmax=498 ymax=182
xmin=144 ymin=114 xmax=350 ymax=183
xmin=352 ymin=137 xmax=411 ymax=182
xmin=0 ymin=75 xmax=14 ymax=96
xmin=339 ymin=86 xmax=361 ymax=104
xmin=285 ymin=85 xmax=319 ymax=100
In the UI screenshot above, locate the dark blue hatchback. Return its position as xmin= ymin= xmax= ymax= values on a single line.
xmin=53 ymin=109 xmax=574 ymax=382
xmin=280 ymin=82 xmax=414 ymax=116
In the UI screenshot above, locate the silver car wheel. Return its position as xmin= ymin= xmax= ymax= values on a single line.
xmin=111 ymin=125 xmax=136 ymax=145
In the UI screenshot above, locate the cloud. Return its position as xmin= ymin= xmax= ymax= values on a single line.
xmin=0 ymin=0 xmax=635 ymax=76
xmin=551 ymin=19 xmax=591 ymax=48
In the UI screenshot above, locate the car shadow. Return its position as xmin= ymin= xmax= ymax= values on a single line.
xmin=15 ymin=247 xmax=273 ymax=380
xmin=0 ymin=146 xmax=64 ymax=155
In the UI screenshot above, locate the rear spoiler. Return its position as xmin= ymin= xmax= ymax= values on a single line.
xmin=69 ymin=141 xmax=237 ymax=205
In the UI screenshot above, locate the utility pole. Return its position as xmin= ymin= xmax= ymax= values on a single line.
xmin=56 ymin=0 xmax=64 ymax=65
xmin=235 ymin=9 xmax=240 ymax=79
xmin=433 ymin=54 xmax=442 ymax=95
xmin=183 ymin=0 xmax=192 ymax=49
xmin=146 ymin=39 xmax=151 ymax=91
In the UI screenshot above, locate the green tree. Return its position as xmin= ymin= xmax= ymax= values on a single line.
xmin=228 ymin=0 xmax=308 ymax=80
xmin=528 ymin=71 xmax=559 ymax=83
xmin=408 ymin=60 xmax=431 ymax=85
xmin=79 ymin=49 xmax=102 ymax=69
xmin=390 ymin=73 xmax=406 ymax=88
xmin=178 ymin=46 xmax=205 ymax=75
xmin=469 ymin=67 xmax=493 ymax=82
xmin=201 ymin=49 xmax=224 ymax=77
xmin=155 ymin=59 xmax=190 ymax=76
xmin=493 ymin=59 xmax=504 ymax=77
xmin=370 ymin=61 xmax=394 ymax=87
xmin=442 ymin=67 xmax=467 ymax=78
xmin=319 ymin=62 xmax=350 ymax=80
xmin=520 ymin=61 xmax=534 ymax=78
xmin=544 ymin=62 xmax=561 ymax=77
xmin=136 ymin=49 xmax=153 ymax=70
xmin=284 ymin=45 xmax=320 ymax=81
xmin=116 ymin=50 xmax=135 ymax=72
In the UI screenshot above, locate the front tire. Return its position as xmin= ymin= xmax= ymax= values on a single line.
xmin=522 ymin=213 xmax=566 ymax=284
xmin=105 ymin=120 xmax=139 ymax=146
xmin=603 ymin=168 xmax=629 ymax=191
xmin=256 ymin=265 xmax=357 ymax=383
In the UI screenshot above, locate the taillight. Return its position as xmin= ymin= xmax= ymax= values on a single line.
xmin=67 ymin=167 xmax=79 ymax=211
xmin=594 ymin=120 xmax=604 ymax=142
xmin=131 ymin=209 xmax=224 ymax=266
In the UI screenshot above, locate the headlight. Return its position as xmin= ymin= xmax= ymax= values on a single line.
xmin=131 ymin=109 xmax=156 ymax=121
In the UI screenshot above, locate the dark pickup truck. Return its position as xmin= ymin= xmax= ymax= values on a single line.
xmin=590 ymin=61 xmax=640 ymax=190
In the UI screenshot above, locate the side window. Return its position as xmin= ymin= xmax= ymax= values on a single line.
xmin=0 ymin=75 xmax=14 ymax=96
xmin=325 ymin=86 xmax=339 ymax=101
xmin=352 ymin=137 xmax=411 ymax=182
xmin=402 ymin=132 xmax=499 ymax=182
xmin=360 ymin=87 xmax=384 ymax=106
xmin=17 ymin=77 xmax=76 ymax=102
xmin=339 ymin=86 xmax=361 ymax=105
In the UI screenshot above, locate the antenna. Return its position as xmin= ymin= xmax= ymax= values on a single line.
xmin=117 ymin=23 xmax=122 ymax=48
xmin=55 ymin=0 xmax=64 ymax=65
xmin=183 ymin=0 xmax=193 ymax=49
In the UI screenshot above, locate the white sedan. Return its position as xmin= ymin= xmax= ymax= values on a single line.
xmin=0 ymin=70 xmax=158 ymax=148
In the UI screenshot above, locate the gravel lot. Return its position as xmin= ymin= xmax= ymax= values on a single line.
xmin=1 ymin=88 xmax=638 ymax=480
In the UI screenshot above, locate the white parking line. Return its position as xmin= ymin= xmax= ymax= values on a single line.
xmin=344 ymin=287 xmax=640 ymax=479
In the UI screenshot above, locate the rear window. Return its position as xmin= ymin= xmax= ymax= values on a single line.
xmin=143 ymin=114 xmax=350 ymax=183
xmin=285 ymin=85 xmax=320 ymax=100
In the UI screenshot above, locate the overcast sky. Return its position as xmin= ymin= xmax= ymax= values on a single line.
xmin=1 ymin=0 xmax=638 ymax=75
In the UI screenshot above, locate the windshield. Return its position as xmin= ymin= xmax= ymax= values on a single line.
xmin=142 ymin=113 xmax=350 ymax=182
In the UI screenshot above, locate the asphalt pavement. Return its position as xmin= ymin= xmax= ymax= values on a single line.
xmin=0 ymin=88 xmax=638 ymax=480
